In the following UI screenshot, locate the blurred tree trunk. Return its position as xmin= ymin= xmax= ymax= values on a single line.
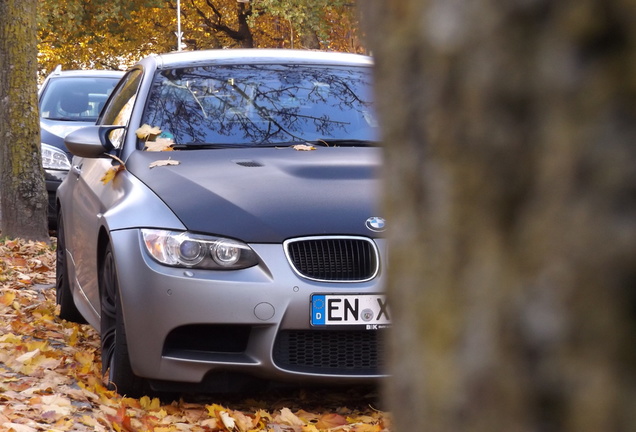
xmin=0 ymin=0 xmax=49 ymax=241
xmin=364 ymin=0 xmax=636 ymax=431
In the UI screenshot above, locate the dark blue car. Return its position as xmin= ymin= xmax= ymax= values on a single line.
xmin=39 ymin=67 xmax=124 ymax=228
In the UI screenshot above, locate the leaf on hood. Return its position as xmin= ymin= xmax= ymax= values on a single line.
xmin=292 ymin=144 xmax=316 ymax=151
xmin=149 ymin=159 xmax=180 ymax=169
xmin=144 ymin=137 xmax=174 ymax=152
xmin=136 ymin=124 xmax=162 ymax=139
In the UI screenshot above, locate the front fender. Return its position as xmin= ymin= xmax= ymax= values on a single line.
xmin=101 ymin=171 xmax=186 ymax=233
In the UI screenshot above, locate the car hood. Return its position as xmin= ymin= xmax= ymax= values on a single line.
xmin=41 ymin=118 xmax=91 ymax=139
xmin=41 ymin=119 xmax=93 ymax=152
xmin=126 ymin=147 xmax=383 ymax=243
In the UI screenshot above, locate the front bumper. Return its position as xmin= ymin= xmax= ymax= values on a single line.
xmin=109 ymin=229 xmax=388 ymax=389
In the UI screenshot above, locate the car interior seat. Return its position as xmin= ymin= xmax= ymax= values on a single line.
xmin=59 ymin=91 xmax=90 ymax=116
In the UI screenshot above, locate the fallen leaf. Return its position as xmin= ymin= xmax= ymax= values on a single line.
xmin=0 ymin=291 xmax=16 ymax=307
xmin=101 ymin=165 xmax=125 ymax=185
xmin=149 ymin=159 xmax=180 ymax=169
xmin=0 ymin=239 xmax=388 ymax=432
xmin=292 ymin=144 xmax=316 ymax=151
xmin=16 ymin=349 xmax=40 ymax=364
xmin=315 ymin=413 xmax=347 ymax=429
xmin=136 ymin=124 xmax=162 ymax=139
xmin=140 ymin=395 xmax=161 ymax=411
xmin=2 ymin=423 xmax=37 ymax=432
xmin=145 ymin=137 xmax=174 ymax=152
xmin=350 ymin=424 xmax=383 ymax=432
xmin=220 ymin=411 xmax=236 ymax=430
xmin=277 ymin=408 xmax=305 ymax=426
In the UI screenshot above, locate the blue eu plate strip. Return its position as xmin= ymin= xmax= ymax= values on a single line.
xmin=311 ymin=295 xmax=326 ymax=325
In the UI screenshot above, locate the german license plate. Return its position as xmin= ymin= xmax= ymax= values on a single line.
xmin=311 ymin=294 xmax=390 ymax=328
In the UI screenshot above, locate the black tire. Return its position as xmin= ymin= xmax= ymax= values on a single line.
xmin=100 ymin=243 xmax=147 ymax=397
xmin=55 ymin=209 xmax=87 ymax=323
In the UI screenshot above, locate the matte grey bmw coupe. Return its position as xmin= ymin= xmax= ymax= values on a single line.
xmin=56 ymin=49 xmax=388 ymax=397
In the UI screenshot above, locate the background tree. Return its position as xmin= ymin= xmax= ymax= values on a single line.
xmin=37 ymin=0 xmax=170 ymax=74
xmin=0 ymin=0 xmax=49 ymax=241
xmin=252 ymin=0 xmax=360 ymax=50
xmin=365 ymin=0 xmax=636 ymax=431
xmin=37 ymin=0 xmax=365 ymax=76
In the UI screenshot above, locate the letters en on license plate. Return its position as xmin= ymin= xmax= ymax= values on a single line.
xmin=311 ymin=294 xmax=390 ymax=329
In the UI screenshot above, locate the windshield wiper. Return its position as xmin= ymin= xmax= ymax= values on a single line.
xmin=43 ymin=116 xmax=91 ymax=122
xmin=306 ymin=139 xmax=376 ymax=147
xmin=171 ymin=143 xmax=252 ymax=150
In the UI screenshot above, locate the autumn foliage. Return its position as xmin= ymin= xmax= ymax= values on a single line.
xmin=0 ymin=238 xmax=389 ymax=431
xmin=37 ymin=0 xmax=364 ymax=76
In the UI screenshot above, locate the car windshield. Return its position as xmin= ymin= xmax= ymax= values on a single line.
xmin=40 ymin=76 xmax=121 ymax=122
xmin=140 ymin=64 xmax=378 ymax=147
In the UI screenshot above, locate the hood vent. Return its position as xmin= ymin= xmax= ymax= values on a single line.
xmin=234 ymin=160 xmax=263 ymax=168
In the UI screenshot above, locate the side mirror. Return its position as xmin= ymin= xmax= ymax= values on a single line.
xmin=64 ymin=125 xmax=125 ymax=158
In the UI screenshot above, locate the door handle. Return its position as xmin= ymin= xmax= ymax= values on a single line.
xmin=72 ymin=165 xmax=82 ymax=176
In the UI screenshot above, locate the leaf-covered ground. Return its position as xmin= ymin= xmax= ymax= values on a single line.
xmin=0 ymin=238 xmax=390 ymax=432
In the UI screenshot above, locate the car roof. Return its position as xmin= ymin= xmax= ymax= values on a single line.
xmin=148 ymin=49 xmax=373 ymax=70
xmin=45 ymin=69 xmax=125 ymax=79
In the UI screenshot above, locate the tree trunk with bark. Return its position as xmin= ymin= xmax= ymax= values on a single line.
xmin=364 ymin=0 xmax=636 ymax=430
xmin=0 ymin=0 xmax=49 ymax=241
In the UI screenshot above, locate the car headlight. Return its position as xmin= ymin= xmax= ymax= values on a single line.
xmin=41 ymin=143 xmax=71 ymax=171
xmin=141 ymin=229 xmax=259 ymax=270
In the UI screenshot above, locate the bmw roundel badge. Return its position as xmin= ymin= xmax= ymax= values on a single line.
xmin=366 ymin=217 xmax=386 ymax=232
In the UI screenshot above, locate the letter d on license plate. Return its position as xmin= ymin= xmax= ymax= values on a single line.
xmin=311 ymin=294 xmax=390 ymax=327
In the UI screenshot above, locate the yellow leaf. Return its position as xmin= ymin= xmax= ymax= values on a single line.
xmin=145 ymin=137 xmax=174 ymax=152
xmin=140 ymin=395 xmax=161 ymax=411
xmin=0 ymin=333 xmax=21 ymax=344
xmin=149 ymin=159 xmax=180 ymax=169
xmin=0 ymin=291 xmax=16 ymax=307
xmin=74 ymin=350 xmax=95 ymax=375
xmin=16 ymin=349 xmax=40 ymax=364
xmin=67 ymin=326 xmax=79 ymax=347
xmin=277 ymin=408 xmax=305 ymax=426
xmin=136 ymin=124 xmax=162 ymax=139
xmin=101 ymin=164 xmax=125 ymax=185
xmin=350 ymin=424 xmax=383 ymax=432
xmin=206 ymin=404 xmax=227 ymax=417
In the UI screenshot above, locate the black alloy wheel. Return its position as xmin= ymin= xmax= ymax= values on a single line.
xmin=55 ymin=208 xmax=86 ymax=323
xmin=99 ymin=243 xmax=146 ymax=398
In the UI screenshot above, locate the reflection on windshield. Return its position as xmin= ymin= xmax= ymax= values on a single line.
xmin=141 ymin=64 xmax=377 ymax=147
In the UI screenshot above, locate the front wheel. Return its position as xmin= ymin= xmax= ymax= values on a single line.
xmin=99 ymin=243 xmax=146 ymax=397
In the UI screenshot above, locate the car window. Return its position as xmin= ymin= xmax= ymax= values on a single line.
xmin=140 ymin=64 xmax=377 ymax=147
xmin=39 ymin=76 xmax=120 ymax=122
xmin=100 ymin=69 xmax=143 ymax=148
